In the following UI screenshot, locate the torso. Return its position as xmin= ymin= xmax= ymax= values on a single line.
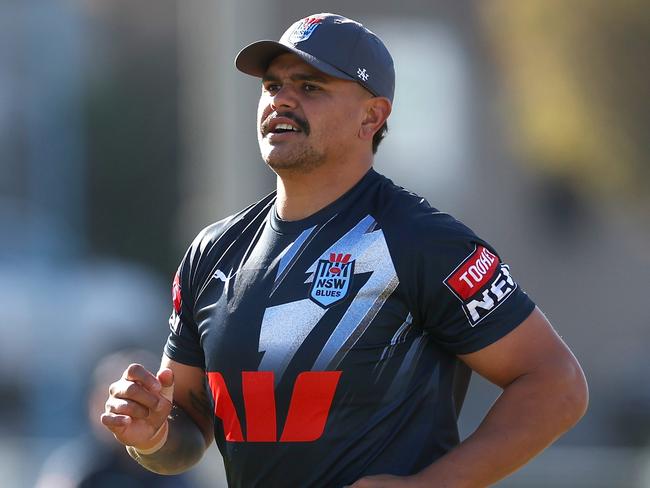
xmin=165 ymin=169 xmax=535 ymax=487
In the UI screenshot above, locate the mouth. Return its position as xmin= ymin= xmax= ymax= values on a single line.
xmin=270 ymin=123 xmax=302 ymax=136
xmin=261 ymin=114 xmax=309 ymax=139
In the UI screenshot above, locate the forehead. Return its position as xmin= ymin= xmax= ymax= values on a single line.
xmin=263 ymin=53 xmax=339 ymax=82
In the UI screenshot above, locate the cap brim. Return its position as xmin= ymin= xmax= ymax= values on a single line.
xmin=235 ymin=40 xmax=355 ymax=82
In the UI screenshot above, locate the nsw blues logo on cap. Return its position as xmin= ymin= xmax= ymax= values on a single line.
xmin=236 ymin=12 xmax=396 ymax=102
xmin=288 ymin=15 xmax=325 ymax=44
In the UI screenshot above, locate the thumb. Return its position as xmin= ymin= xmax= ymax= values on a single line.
xmin=156 ymin=368 xmax=174 ymax=403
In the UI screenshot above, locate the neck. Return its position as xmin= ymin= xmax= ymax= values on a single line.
xmin=274 ymin=158 xmax=372 ymax=221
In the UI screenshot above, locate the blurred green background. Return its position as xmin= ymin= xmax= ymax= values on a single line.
xmin=1 ymin=1 xmax=648 ymax=487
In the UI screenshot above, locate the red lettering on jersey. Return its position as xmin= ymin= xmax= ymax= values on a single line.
xmin=242 ymin=371 xmax=277 ymax=442
xmin=280 ymin=371 xmax=341 ymax=442
xmin=445 ymin=245 xmax=500 ymax=300
xmin=207 ymin=371 xmax=341 ymax=443
xmin=207 ymin=372 xmax=244 ymax=441
xmin=172 ymin=272 xmax=182 ymax=313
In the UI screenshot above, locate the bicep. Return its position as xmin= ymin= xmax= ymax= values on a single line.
xmin=458 ymin=307 xmax=582 ymax=388
xmin=161 ymin=355 xmax=214 ymax=445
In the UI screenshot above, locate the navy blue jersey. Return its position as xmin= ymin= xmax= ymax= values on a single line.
xmin=164 ymin=169 xmax=535 ymax=487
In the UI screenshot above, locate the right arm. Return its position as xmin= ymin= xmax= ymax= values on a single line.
xmin=101 ymin=356 xmax=214 ymax=475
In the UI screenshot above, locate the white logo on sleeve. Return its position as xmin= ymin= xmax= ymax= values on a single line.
xmin=464 ymin=265 xmax=516 ymax=323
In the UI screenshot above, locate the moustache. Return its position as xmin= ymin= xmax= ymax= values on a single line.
xmin=261 ymin=112 xmax=310 ymax=136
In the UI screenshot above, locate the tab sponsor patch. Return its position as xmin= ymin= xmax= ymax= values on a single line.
xmin=444 ymin=245 xmax=518 ymax=326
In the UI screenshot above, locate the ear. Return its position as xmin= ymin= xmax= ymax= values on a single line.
xmin=358 ymin=97 xmax=392 ymax=142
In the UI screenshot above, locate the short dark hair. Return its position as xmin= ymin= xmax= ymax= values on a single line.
xmin=372 ymin=122 xmax=388 ymax=154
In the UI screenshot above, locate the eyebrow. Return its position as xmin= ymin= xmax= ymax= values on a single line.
xmin=262 ymin=72 xmax=330 ymax=84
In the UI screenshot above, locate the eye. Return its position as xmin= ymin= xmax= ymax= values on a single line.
xmin=303 ymin=83 xmax=320 ymax=92
xmin=263 ymin=83 xmax=281 ymax=94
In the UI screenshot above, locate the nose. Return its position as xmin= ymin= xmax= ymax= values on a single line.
xmin=270 ymin=84 xmax=299 ymax=111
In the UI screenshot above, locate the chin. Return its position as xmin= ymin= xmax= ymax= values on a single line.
xmin=266 ymin=159 xmax=314 ymax=175
xmin=262 ymin=147 xmax=326 ymax=174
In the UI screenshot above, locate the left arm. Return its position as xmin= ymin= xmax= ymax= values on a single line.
xmin=350 ymin=307 xmax=588 ymax=487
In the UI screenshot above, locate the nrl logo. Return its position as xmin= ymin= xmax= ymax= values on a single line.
xmin=309 ymin=252 xmax=355 ymax=308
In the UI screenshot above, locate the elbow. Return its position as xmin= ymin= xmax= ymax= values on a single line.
xmin=557 ymin=358 xmax=589 ymax=430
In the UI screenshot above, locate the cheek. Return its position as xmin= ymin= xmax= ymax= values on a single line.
xmin=257 ymin=97 xmax=271 ymax=128
xmin=323 ymin=106 xmax=363 ymax=140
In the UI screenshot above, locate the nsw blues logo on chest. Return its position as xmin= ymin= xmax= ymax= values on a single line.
xmin=309 ymin=253 xmax=355 ymax=307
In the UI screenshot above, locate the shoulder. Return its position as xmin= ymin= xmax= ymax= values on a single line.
xmin=186 ymin=191 xmax=276 ymax=257
xmin=178 ymin=192 xmax=276 ymax=293
xmin=370 ymin=172 xmax=498 ymax=293
xmin=371 ymin=172 xmax=477 ymax=251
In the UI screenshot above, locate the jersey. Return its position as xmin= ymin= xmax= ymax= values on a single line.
xmin=164 ymin=169 xmax=535 ymax=487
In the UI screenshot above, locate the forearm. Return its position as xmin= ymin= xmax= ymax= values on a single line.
xmin=412 ymin=364 xmax=588 ymax=487
xmin=127 ymin=404 xmax=209 ymax=475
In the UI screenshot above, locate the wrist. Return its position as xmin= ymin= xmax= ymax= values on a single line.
xmin=409 ymin=458 xmax=469 ymax=488
xmin=130 ymin=420 xmax=169 ymax=455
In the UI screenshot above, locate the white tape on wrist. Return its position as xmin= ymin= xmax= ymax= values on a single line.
xmin=132 ymin=420 xmax=169 ymax=455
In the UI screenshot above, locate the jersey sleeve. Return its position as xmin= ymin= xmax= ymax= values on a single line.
xmin=408 ymin=215 xmax=535 ymax=354
xmin=164 ymin=238 xmax=206 ymax=368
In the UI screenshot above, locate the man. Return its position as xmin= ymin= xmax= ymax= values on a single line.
xmin=102 ymin=13 xmax=588 ymax=487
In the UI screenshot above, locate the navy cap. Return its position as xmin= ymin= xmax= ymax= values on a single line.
xmin=235 ymin=13 xmax=395 ymax=102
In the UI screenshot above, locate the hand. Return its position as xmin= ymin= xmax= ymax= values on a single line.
xmin=100 ymin=363 xmax=174 ymax=450
xmin=346 ymin=474 xmax=416 ymax=488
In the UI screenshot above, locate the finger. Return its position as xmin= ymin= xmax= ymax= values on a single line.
xmin=157 ymin=368 xmax=174 ymax=403
xmin=122 ymin=363 xmax=161 ymax=392
xmin=157 ymin=368 xmax=174 ymax=388
xmin=111 ymin=379 xmax=163 ymax=411
xmin=100 ymin=412 xmax=132 ymax=430
xmin=105 ymin=397 xmax=150 ymax=419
